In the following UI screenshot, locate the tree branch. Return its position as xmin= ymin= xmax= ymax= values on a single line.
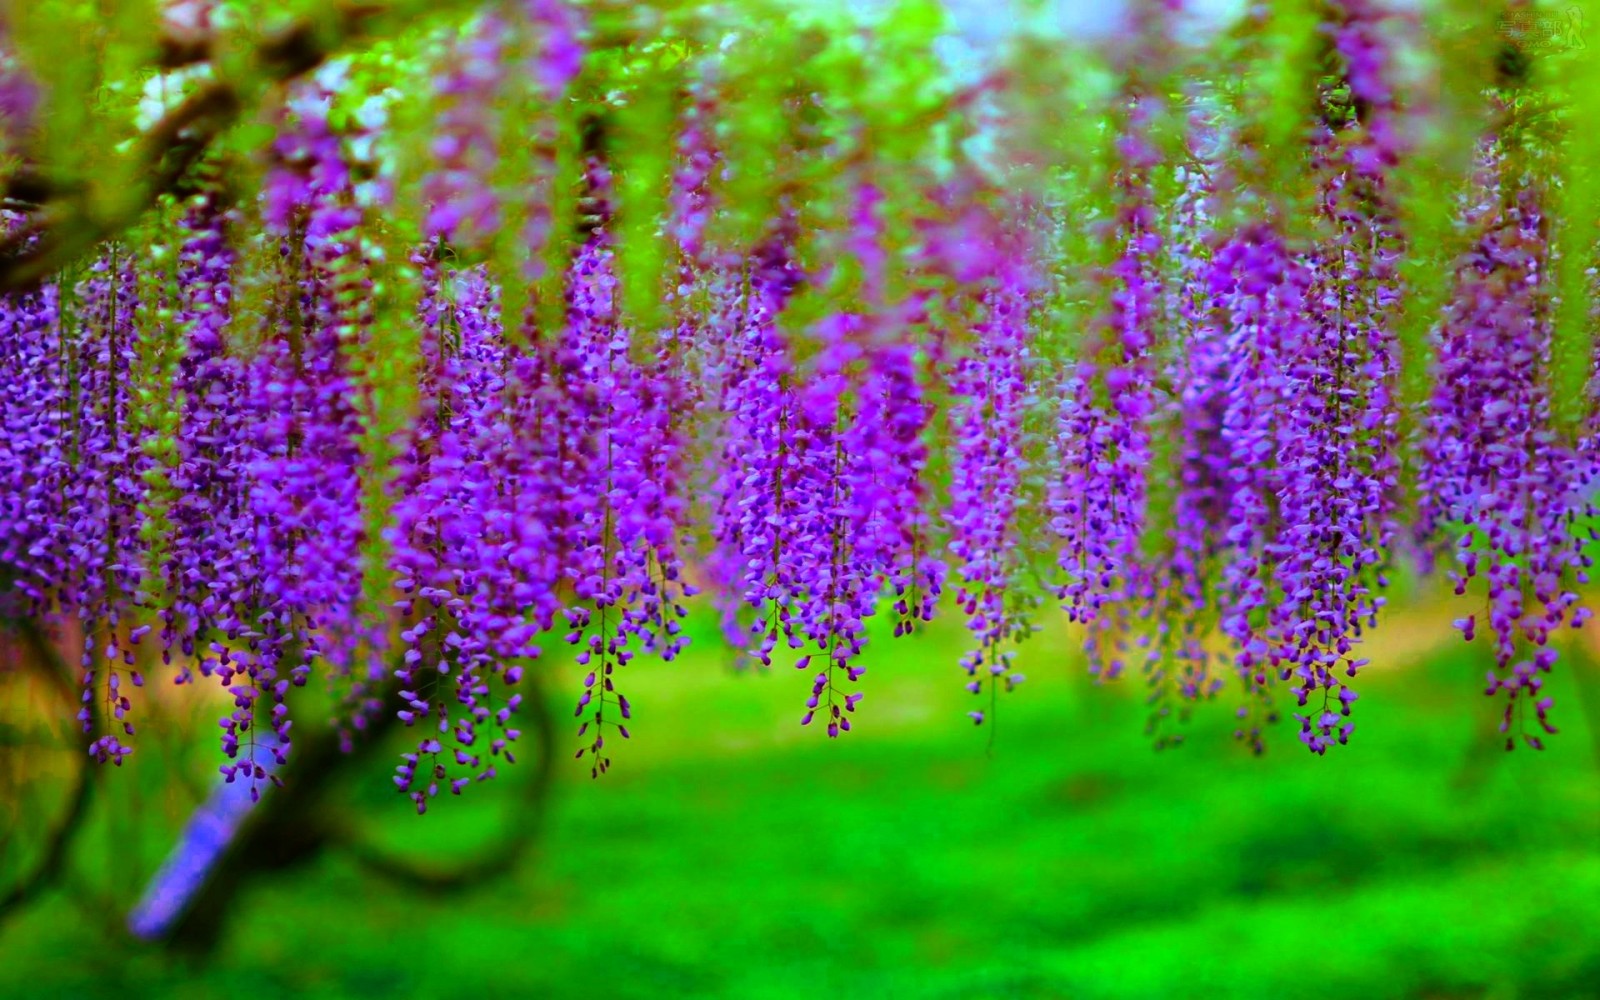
xmin=0 ymin=83 xmax=240 ymax=290
xmin=156 ymin=668 xmax=556 ymax=956
xmin=336 ymin=671 xmax=557 ymax=893
xmin=0 ymin=618 xmax=96 ymax=931
xmin=0 ymin=0 xmax=464 ymax=293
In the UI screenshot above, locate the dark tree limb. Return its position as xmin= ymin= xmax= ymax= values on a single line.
xmin=0 ymin=618 xmax=95 ymax=931
xmin=0 ymin=0 xmax=473 ymax=293
xmin=159 ymin=668 xmax=556 ymax=957
xmin=337 ymin=670 xmax=557 ymax=893
xmin=156 ymin=2 xmax=393 ymax=74
xmin=0 ymin=83 xmax=241 ymax=291
xmin=156 ymin=677 xmax=405 ymax=956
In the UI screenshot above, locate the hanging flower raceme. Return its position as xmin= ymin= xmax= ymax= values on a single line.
xmin=388 ymin=254 xmax=548 ymax=809
xmin=707 ymin=182 xmax=943 ymax=737
xmin=421 ymin=13 xmax=510 ymax=248
xmin=1206 ymin=225 xmax=1296 ymax=752
xmin=851 ymin=314 xmax=942 ymax=645
xmin=416 ymin=0 xmax=583 ymax=283
xmin=1136 ymin=154 xmax=1230 ymax=747
xmin=1050 ymin=101 xmax=1160 ymax=689
xmin=554 ymin=227 xmax=696 ymax=775
xmin=1420 ymin=140 xmax=1592 ymax=752
xmin=64 ymin=250 xmax=150 ymax=765
xmin=0 ymin=17 xmax=35 ymax=156
xmin=706 ymin=220 xmax=809 ymax=671
xmin=782 ymin=311 xmax=895 ymax=738
xmin=1327 ymin=0 xmax=1415 ymax=171
xmin=948 ymin=273 xmax=1035 ymax=728
xmin=181 ymin=74 xmax=378 ymax=796
xmin=158 ymin=195 xmax=255 ymax=695
xmin=0 ymin=234 xmax=159 ymax=766
xmin=0 ymin=220 xmax=67 ymax=617
xmin=1267 ymin=92 xmax=1403 ymax=756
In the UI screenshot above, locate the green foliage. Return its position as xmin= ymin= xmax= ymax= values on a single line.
xmin=7 ymin=0 xmax=157 ymax=206
xmin=1013 ymin=38 xmax=1119 ymax=365
xmin=1547 ymin=4 xmax=1600 ymax=436
xmin=705 ymin=7 xmax=809 ymax=254
xmin=351 ymin=218 xmax=423 ymax=620
xmin=9 ymin=0 xmax=1598 ymax=420
xmin=611 ymin=41 xmax=682 ymax=336
xmin=128 ymin=203 xmax=186 ymax=585
xmin=1225 ymin=0 xmax=1322 ymax=221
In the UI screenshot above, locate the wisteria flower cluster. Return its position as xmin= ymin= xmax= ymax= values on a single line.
xmin=1 ymin=0 xmax=1597 ymax=810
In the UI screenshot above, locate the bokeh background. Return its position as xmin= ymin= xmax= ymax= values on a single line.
xmin=2 ymin=596 xmax=1598 ymax=999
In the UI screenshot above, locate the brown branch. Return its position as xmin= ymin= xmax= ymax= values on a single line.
xmin=158 ymin=666 xmax=556 ymax=955
xmin=0 ymin=0 xmax=463 ymax=294
xmin=0 ymin=618 xmax=96 ymax=931
xmin=157 ymin=678 xmax=406 ymax=956
xmin=336 ymin=670 xmax=557 ymax=893
xmin=156 ymin=2 xmax=391 ymax=73
xmin=0 ymin=83 xmax=240 ymax=290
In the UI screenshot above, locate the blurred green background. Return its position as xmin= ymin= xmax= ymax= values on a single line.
xmin=2 ymin=605 xmax=1598 ymax=1000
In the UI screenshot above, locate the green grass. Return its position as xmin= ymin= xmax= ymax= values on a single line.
xmin=1 ymin=611 xmax=1598 ymax=999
